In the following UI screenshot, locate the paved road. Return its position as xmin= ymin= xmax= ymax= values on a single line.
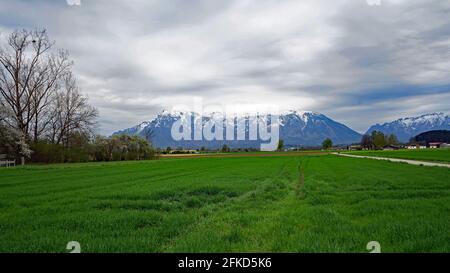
xmin=334 ymin=153 xmax=450 ymax=169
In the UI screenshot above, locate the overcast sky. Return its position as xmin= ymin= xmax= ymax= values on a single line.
xmin=1 ymin=0 xmax=449 ymax=134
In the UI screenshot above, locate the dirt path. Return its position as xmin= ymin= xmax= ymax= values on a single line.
xmin=334 ymin=153 xmax=450 ymax=168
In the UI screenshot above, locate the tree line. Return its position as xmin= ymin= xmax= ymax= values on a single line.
xmin=320 ymin=132 xmax=399 ymax=151
xmin=360 ymin=131 xmax=399 ymax=150
xmin=0 ymin=29 xmax=156 ymax=164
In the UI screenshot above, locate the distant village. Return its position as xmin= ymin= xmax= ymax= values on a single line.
xmin=159 ymin=130 xmax=450 ymax=154
xmin=347 ymin=130 xmax=450 ymax=151
xmin=348 ymin=142 xmax=450 ymax=151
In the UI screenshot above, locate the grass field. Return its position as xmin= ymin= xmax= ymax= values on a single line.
xmin=345 ymin=149 xmax=450 ymax=163
xmin=160 ymin=150 xmax=329 ymax=158
xmin=0 ymin=154 xmax=449 ymax=252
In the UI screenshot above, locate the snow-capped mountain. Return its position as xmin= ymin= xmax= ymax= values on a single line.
xmin=366 ymin=113 xmax=450 ymax=142
xmin=278 ymin=110 xmax=361 ymax=147
xmin=113 ymin=110 xmax=362 ymax=149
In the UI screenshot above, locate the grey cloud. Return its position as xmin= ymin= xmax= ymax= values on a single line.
xmin=1 ymin=0 xmax=449 ymax=134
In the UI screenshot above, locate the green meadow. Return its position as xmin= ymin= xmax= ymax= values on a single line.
xmin=345 ymin=149 xmax=450 ymax=163
xmin=0 ymin=153 xmax=449 ymax=252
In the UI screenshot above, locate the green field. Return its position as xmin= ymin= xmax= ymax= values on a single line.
xmin=345 ymin=149 xmax=450 ymax=163
xmin=0 ymin=154 xmax=449 ymax=252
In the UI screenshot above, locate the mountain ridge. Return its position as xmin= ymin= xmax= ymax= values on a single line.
xmin=113 ymin=110 xmax=362 ymax=149
xmin=365 ymin=112 xmax=450 ymax=142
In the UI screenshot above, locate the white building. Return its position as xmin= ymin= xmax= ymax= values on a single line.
xmin=429 ymin=142 xmax=443 ymax=149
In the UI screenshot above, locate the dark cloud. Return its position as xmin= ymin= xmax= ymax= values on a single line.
xmin=1 ymin=0 xmax=449 ymax=134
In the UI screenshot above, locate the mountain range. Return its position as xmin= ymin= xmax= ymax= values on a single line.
xmin=113 ymin=110 xmax=361 ymax=149
xmin=113 ymin=111 xmax=450 ymax=148
xmin=365 ymin=113 xmax=450 ymax=142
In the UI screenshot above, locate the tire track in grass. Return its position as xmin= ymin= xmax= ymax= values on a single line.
xmin=121 ymin=159 xmax=294 ymax=252
xmin=296 ymin=163 xmax=305 ymax=199
xmin=160 ymin=158 xmax=299 ymax=252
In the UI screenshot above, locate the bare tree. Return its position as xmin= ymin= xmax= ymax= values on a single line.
xmin=0 ymin=29 xmax=72 ymax=142
xmin=361 ymin=134 xmax=373 ymax=150
xmin=1 ymin=29 xmax=98 ymax=163
xmin=48 ymin=73 xmax=98 ymax=147
xmin=0 ymin=30 xmax=51 ymax=137
xmin=29 ymin=50 xmax=72 ymax=142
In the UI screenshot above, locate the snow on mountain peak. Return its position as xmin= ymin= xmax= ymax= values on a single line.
xmin=280 ymin=110 xmax=324 ymax=124
xmin=396 ymin=113 xmax=446 ymax=127
xmin=114 ymin=108 xmax=362 ymax=147
xmin=159 ymin=109 xmax=188 ymax=117
xmin=366 ymin=112 xmax=450 ymax=142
